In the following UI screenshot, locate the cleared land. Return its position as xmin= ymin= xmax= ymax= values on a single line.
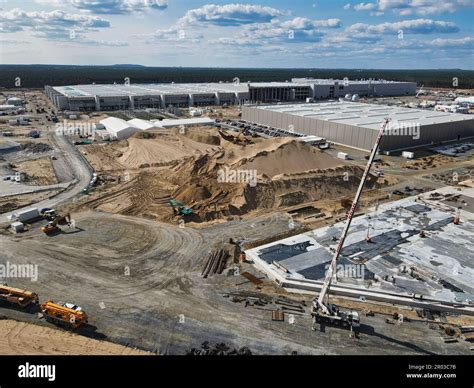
xmin=0 ymin=319 xmax=151 ymax=355
xmin=12 ymin=157 xmax=58 ymax=185
xmin=0 ymin=211 xmax=471 ymax=355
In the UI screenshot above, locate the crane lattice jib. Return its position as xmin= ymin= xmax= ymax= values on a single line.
xmin=315 ymin=117 xmax=391 ymax=314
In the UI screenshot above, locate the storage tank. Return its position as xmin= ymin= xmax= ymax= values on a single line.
xmin=345 ymin=94 xmax=352 ymax=100
xmin=351 ymin=94 xmax=360 ymax=102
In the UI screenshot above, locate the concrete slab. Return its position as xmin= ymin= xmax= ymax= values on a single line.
xmin=247 ymin=186 xmax=474 ymax=303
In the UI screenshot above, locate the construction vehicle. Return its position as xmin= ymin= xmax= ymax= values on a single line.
xmin=41 ymin=300 xmax=88 ymax=329
xmin=40 ymin=208 xmax=57 ymax=221
xmin=312 ymin=117 xmax=391 ymax=333
xmin=0 ymin=284 xmax=39 ymax=308
xmin=168 ymin=199 xmax=193 ymax=216
xmin=41 ymin=213 xmax=72 ymax=235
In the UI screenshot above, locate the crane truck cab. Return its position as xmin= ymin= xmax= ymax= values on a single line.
xmin=312 ymin=303 xmax=360 ymax=330
xmin=41 ymin=300 xmax=88 ymax=329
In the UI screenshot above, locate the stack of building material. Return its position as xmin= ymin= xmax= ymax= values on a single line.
xmin=201 ymin=249 xmax=229 ymax=278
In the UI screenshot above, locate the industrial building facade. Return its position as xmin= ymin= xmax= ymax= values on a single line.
xmin=45 ymin=78 xmax=416 ymax=112
xmin=242 ymin=102 xmax=474 ymax=152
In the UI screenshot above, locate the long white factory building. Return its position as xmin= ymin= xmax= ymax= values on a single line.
xmin=45 ymin=78 xmax=416 ymax=111
xmin=242 ymin=101 xmax=474 ymax=152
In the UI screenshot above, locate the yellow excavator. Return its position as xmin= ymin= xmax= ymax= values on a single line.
xmin=41 ymin=213 xmax=72 ymax=235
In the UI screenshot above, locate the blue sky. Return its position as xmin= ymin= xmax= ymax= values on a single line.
xmin=0 ymin=0 xmax=473 ymax=68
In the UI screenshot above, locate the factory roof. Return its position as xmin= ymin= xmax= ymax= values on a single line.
xmin=52 ymin=81 xmax=316 ymax=98
xmin=249 ymin=101 xmax=474 ymax=130
xmin=53 ymin=83 xmax=252 ymax=98
xmin=292 ymin=78 xmax=416 ymax=85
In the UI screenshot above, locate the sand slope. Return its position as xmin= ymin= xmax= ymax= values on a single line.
xmin=236 ymin=140 xmax=343 ymax=178
xmin=0 ymin=319 xmax=151 ymax=355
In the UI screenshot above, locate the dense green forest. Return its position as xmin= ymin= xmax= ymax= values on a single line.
xmin=0 ymin=65 xmax=473 ymax=88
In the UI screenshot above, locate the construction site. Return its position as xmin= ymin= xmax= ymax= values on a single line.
xmin=0 ymin=83 xmax=473 ymax=356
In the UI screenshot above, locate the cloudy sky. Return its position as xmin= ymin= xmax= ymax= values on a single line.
xmin=0 ymin=0 xmax=473 ymax=68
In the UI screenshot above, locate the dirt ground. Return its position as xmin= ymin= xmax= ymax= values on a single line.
xmin=12 ymin=157 xmax=57 ymax=185
xmin=0 ymin=211 xmax=470 ymax=355
xmin=0 ymin=319 xmax=151 ymax=355
xmin=0 ymin=189 xmax=62 ymax=214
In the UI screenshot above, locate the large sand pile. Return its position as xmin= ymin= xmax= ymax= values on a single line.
xmin=79 ymin=127 xmax=389 ymax=223
xmin=235 ymin=140 xmax=342 ymax=178
xmin=82 ymin=130 xmax=219 ymax=171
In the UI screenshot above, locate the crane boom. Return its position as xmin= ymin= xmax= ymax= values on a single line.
xmin=315 ymin=117 xmax=391 ymax=315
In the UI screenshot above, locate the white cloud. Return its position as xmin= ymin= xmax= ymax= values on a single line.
xmin=140 ymin=27 xmax=203 ymax=43
xmin=354 ymin=3 xmax=377 ymax=11
xmin=218 ymin=17 xmax=340 ymax=45
xmin=430 ymin=36 xmax=474 ymax=48
xmin=353 ymin=0 xmax=472 ymax=15
xmin=347 ymin=19 xmax=459 ymax=34
xmin=0 ymin=8 xmax=111 ymax=37
xmin=280 ymin=17 xmax=341 ymax=29
xmin=179 ymin=3 xmax=284 ymax=26
xmin=0 ymin=7 xmax=114 ymax=46
xmin=35 ymin=0 xmax=168 ymax=14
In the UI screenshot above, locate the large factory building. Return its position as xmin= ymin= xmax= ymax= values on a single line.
xmin=45 ymin=78 xmax=416 ymax=112
xmin=242 ymin=102 xmax=474 ymax=152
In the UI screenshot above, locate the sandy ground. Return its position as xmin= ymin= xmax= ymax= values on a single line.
xmin=0 ymin=319 xmax=151 ymax=355
xmin=0 ymin=211 xmax=470 ymax=355
xmin=75 ymin=128 xmax=390 ymax=223
xmin=82 ymin=129 xmax=218 ymax=171
xmin=12 ymin=157 xmax=58 ymax=185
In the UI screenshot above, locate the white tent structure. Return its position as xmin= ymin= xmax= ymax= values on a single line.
xmin=127 ymin=118 xmax=162 ymax=131
xmin=100 ymin=117 xmax=141 ymax=140
xmin=153 ymin=117 xmax=215 ymax=128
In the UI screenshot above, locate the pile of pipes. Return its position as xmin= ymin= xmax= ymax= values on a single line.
xmin=186 ymin=341 xmax=252 ymax=356
xmin=201 ymin=249 xmax=229 ymax=278
xmin=223 ymin=290 xmax=307 ymax=315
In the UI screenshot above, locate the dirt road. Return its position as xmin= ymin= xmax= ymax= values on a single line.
xmin=1 ymin=133 xmax=92 ymax=220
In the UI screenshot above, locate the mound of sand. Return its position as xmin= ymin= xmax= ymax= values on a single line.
xmin=79 ymin=128 xmax=394 ymax=223
xmin=236 ymin=140 xmax=343 ymax=178
xmin=119 ymin=134 xmax=217 ymax=169
xmin=83 ymin=133 xmax=220 ymax=171
xmin=179 ymin=126 xmax=221 ymax=146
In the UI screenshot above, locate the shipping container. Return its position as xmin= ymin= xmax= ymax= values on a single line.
xmin=15 ymin=208 xmax=40 ymax=223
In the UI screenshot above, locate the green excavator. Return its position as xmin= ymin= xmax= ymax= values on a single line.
xmin=168 ymin=199 xmax=193 ymax=216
